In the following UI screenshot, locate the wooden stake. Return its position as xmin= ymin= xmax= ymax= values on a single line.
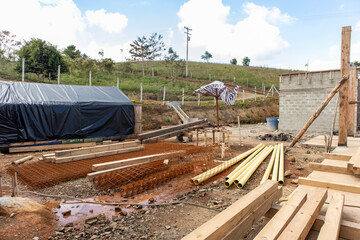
xmin=328 ymin=95 xmax=339 ymax=152
xmin=338 ymin=26 xmax=351 ymax=146
xmin=196 ymin=128 xmax=199 ymax=146
xmin=289 ymin=76 xmax=348 ymax=147
xmin=212 ymin=130 xmax=215 ymax=145
xmin=14 ymin=172 xmax=19 ymax=196
xmin=11 ymin=176 xmax=15 ymax=197
xmin=324 ymin=136 xmax=328 ymax=153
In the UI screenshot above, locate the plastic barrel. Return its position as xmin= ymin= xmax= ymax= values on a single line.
xmin=266 ymin=117 xmax=279 ymax=131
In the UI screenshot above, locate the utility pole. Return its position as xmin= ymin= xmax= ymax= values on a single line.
xmin=184 ymin=26 xmax=192 ymax=77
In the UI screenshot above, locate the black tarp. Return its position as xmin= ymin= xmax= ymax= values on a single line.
xmin=0 ymin=81 xmax=134 ymax=144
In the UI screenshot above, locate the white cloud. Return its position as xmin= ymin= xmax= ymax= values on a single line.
xmin=80 ymin=41 xmax=132 ymax=62
xmin=85 ymin=9 xmax=128 ymax=34
xmin=177 ymin=0 xmax=294 ymax=62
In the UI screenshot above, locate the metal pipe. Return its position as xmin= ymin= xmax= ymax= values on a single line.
xmin=278 ymin=143 xmax=285 ymax=184
xmin=225 ymin=144 xmax=264 ymax=181
xmin=191 ymin=144 xmax=263 ymax=185
xmin=237 ymin=146 xmax=274 ymax=188
xmin=234 ymin=146 xmax=271 ymax=186
xmin=271 ymin=144 xmax=281 ymax=181
xmin=224 ymin=145 xmax=266 ymax=187
xmin=260 ymin=144 xmax=278 ymax=184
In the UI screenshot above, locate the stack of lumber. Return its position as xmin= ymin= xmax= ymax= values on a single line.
xmin=139 ymin=119 xmax=208 ymax=143
xmin=42 ymin=140 xmax=143 ymax=163
xmin=9 ymin=141 xmax=97 ymax=153
xmin=87 ymin=150 xmax=185 ymax=180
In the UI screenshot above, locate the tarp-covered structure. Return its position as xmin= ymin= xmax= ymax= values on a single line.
xmin=0 ymin=81 xmax=134 ymax=144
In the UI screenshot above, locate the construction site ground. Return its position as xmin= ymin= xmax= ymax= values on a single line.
xmin=0 ymin=124 xmax=325 ymax=240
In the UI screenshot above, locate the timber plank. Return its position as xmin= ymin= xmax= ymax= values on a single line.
xmin=9 ymin=142 xmax=96 ymax=153
xmin=54 ymin=146 xmax=145 ymax=163
xmin=55 ymin=140 xmax=140 ymax=157
xmin=254 ymin=191 xmax=307 ymax=240
xmin=88 ymin=162 xmax=145 ymax=180
xmin=323 ymin=153 xmax=352 ymax=161
xmin=309 ymin=161 xmax=352 ymax=175
xmin=318 ymin=193 xmax=345 ymax=240
xmin=142 ymin=129 xmax=189 ymax=143
xmin=182 ymin=180 xmax=278 ymax=240
xmin=92 ymin=150 xmax=185 ymax=171
xmin=298 ymin=171 xmax=360 ymax=194
xmin=277 ymin=186 xmax=327 ymax=240
xmin=266 ymin=205 xmax=360 ymax=240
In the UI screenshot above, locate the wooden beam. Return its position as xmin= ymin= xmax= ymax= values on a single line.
xmin=308 ymin=162 xmax=352 ymax=175
xmin=254 ymin=191 xmax=307 ymax=240
xmin=92 ymin=151 xmax=185 ymax=171
xmin=348 ymin=67 xmax=356 ymax=136
xmin=298 ymin=176 xmax=360 ymax=194
xmin=55 ymin=140 xmax=140 ymax=157
xmin=182 ymin=180 xmax=278 ymax=240
xmin=338 ymin=26 xmax=351 ymax=146
xmin=11 ymin=155 xmax=34 ymax=165
xmin=54 ymin=146 xmax=145 ymax=164
xmin=317 ymin=193 xmax=345 ymax=240
xmin=223 ymin=187 xmax=282 ymax=240
xmin=323 ymin=153 xmax=351 ymax=161
xmin=277 ymin=188 xmax=327 ymax=240
xmin=9 ymin=142 xmax=96 ymax=153
xmin=265 ymin=205 xmax=360 ymax=240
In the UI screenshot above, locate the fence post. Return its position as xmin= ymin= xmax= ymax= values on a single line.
xmin=140 ymin=82 xmax=143 ymax=103
xmin=198 ymin=93 xmax=200 ymax=106
xmin=272 ymin=85 xmax=274 ymax=96
xmin=22 ymin=58 xmax=25 ymax=82
xmin=117 ymin=77 xmax=119 ymax=88
xmin=57 ymin=65 xmax=60 ymax=84
xmin=190 ymin=72 xmax=192 ymax=78
xmin=163 ymin=86 xmax=166 ymax=105
xmin=48 ymin=72 xmax=51 ymax=83
xmin=89 ymin=71 xmax=92 ymax=86
xmin=255 ymin=86 xmax=257 ymax=100
xmin=182 ymin=88 xmax=184 ymax=106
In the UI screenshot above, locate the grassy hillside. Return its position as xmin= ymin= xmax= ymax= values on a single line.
xmin=0 ymin=60 xmax=290 ymax=102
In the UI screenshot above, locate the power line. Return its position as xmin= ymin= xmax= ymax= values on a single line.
xmin=184 ymin=26 xmax=192 ymax=78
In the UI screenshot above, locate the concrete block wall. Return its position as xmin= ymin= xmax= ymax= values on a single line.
xmin=279 ymin=70 xmax=341 ymax=134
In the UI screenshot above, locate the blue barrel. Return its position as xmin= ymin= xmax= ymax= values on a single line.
xmin=266 ymin=117 xmax=279 ymax=131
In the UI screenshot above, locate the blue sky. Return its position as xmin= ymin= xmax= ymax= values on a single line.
xmin=1 ymin=0 xmax=360 ymax=70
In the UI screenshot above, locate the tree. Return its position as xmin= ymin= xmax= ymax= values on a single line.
xmin=164 ymin=47 xmax=185 ymax=83
xmin=16 ymin=38 xmax=68 ymax=80
xmin=353 ymin=61 xmax=360 ymax=67
xmin=147 ymin=33 xmax=165 ymax=76
xmin=230 ymin=58 xmax=237 ymax=65
xmin=129 ymin=36 xmax=149 ymax=76
xmin=201 ymin=51 xmax=212 ymax=63
xmin=63 ymin=45 xmax=81 ymax=59
xmin=242 ymin=56 xmax=250 ymax=67
xmin=0 ymin=30 xmax=21 ymax=60
xmin=101 ymin=58 xmax=115 ymax=79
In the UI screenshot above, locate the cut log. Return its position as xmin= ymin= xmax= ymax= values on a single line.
xmin=277 ymin=187 xmax=327 ymax=240
xmin=182 ymin=180 xmax=278 ymax=240
xmin=289 ymin=75 xmax=348 ymax=147
xmin=12 ymin=155 xmax=34 ymax=165
xmin=317 ymin=193 xmax=345 ymax=240
xmin=92 ymin=150 xmax=185 ymax=171
xmin=54 ymin=146 xmax=145 ymax=164
xmin=254 ymin=191 xmax=307 ymax=240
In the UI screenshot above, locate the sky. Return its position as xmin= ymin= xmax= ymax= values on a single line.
xmin=1 ymin=0 xmax=360 ymax=71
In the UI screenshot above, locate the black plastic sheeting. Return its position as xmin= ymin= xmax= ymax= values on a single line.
xmin=0 ymin=81 xmax=134 ymax=144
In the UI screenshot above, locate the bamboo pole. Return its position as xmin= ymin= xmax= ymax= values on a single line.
xmin=271 ymin=144 xmax=281 ymax=181
xmin=225 ymin=145 xmax=265 ymax=187
xmin=237 ymin=146 xmax=274 ymax=188
xmin=278 ymin=143 xmax=285 ymax=184
xmin=191 ymin=144 xmax=262 ymax=185
xmin=260 ymin=144 xmax=278 ymax=184
xmin=289 ymin=76 xmax=348 ymax=147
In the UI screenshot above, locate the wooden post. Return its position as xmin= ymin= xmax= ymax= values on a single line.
xmin=348 ymin=67 xmax=356 ymax=136
xmin=49 ymin=72 xmax=51 ymax=83
xmin=57 ymin=65 xmax=61 ymax=84
xmin=212 ymin=130 xmax=215 ymax=145
xmin=196 ymin=128 xmax=199 ymax=146
xmin=191 ymin=72 xmax=192 ymax=78
xmin=329 ymin=95 xmax=340 ymax=152
xmin=163 ymin=86 xmax=166 ymax=105
xmin=89 ymin=71 xmax=92 ymax=86
xmin=289 ymin=76 xmax=348 ymax=147
xmin=14 ymin=172 xmax=18 ymax=196
xmin=324 ymin=136 xmax=328 ymax=153
xmin=22 ymin=58 xmax=25 ymax=82
xmin=182 ymin=88 xmax=184 ymax=105
xmin=117 ymin=77 xmax=119 ymax=88
xmin=204 ymin=130 xmax=208 ymax=146
xmin=11 ymin=176 xmax=15 ymax=197
xmin=140 ymin=82 xmax=143 ymax=103
xmin=338 ymin=26 xmax=351 ymax=146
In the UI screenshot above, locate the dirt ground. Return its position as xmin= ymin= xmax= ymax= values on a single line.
xmin=0 ymin=123 xmax=325 ymax=240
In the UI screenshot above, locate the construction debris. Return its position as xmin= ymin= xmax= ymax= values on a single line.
xmin=257 ymin=133 xmax=293 ymax=141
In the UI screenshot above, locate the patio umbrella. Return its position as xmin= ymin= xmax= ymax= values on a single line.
xmin=194 ymin=81 xmax=239 ymax=129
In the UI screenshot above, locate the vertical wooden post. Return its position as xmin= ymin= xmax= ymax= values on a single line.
xmin=190 ymin=72 xmax=192 ymax=78
xmin=222 ymin=129 xmax=225 ymax=144
xmin=204 ymin=130 xmax=208 ymax=146
xmin=117 ymin=77 xmax=119 ymax=88
xmin=212 ymin=130 xmax=215 ymax=145
xmin=348 ymin=67 xmax=356 ymax=136
xmin=11 ymin=176 xmax=15 ymax=197
xmin=182 ymin=88 xmax=184 ymax=105
xmin=196 ymin=128 xmax=199 ymax=146
xmin=89 ymin=71 xmax=92 ymax=86
xmin=215 ymin=96 xmax=219 ymax=129
xmin=22 ymin=58 xmax=25 ymax=82
xmin=14 ymin=172 xmax=18 ymax=196
xmin=57 ymin=65 xmax=61 ymax=84
xmin=338 ymin=26 xmax=351 ymax=146
xmin=140 ymin=82 xmax=143 ymax=103
xmin=49 ymin=72 xmax=51 ymax=83
xmin=163 ymin=86 xmax=166 ymax=105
